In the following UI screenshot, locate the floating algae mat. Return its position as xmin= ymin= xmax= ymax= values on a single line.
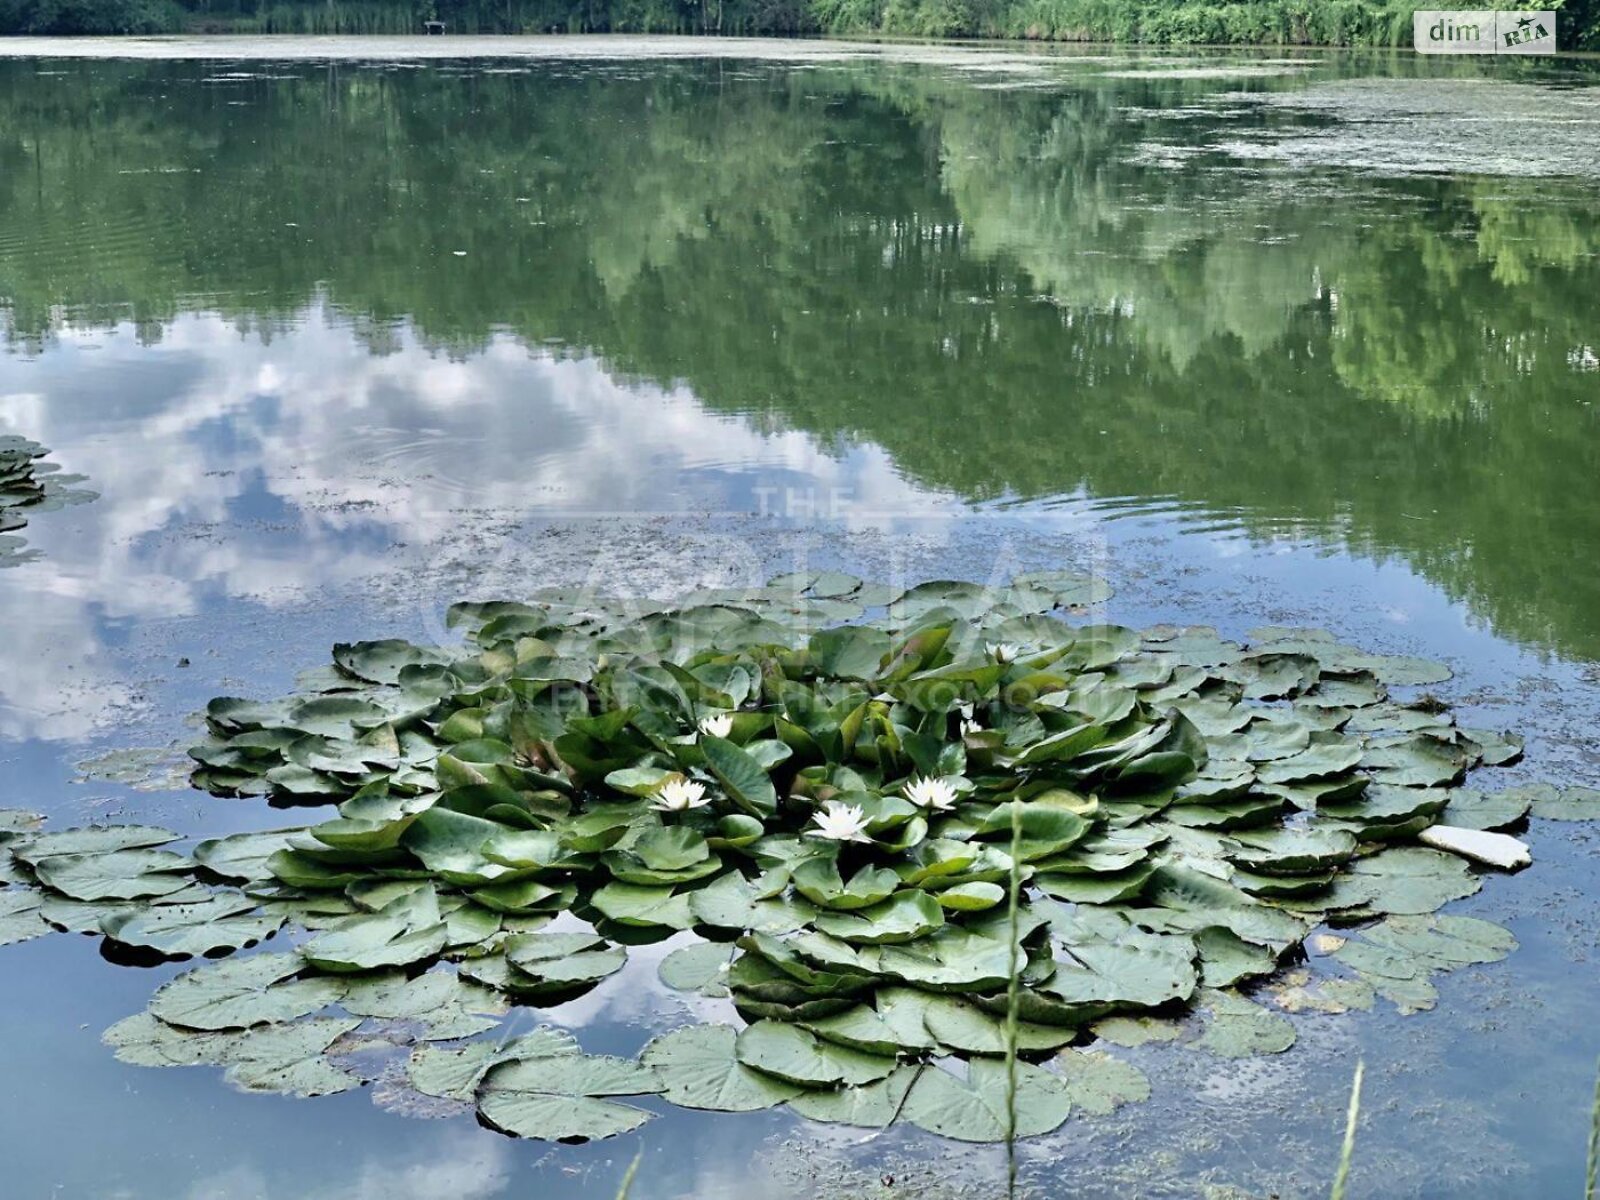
xmin=0 ymin=435 xmax=96 ymax=565
xmin=3 ymin=573 xmax=1597 ymax=1143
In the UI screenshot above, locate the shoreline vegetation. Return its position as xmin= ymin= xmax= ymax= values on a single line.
xmin=1 ymin=0 xmax=1597 ymax=50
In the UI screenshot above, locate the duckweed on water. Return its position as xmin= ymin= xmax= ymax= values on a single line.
xmin=0 ymin=572 xmax=1592 ymax=1144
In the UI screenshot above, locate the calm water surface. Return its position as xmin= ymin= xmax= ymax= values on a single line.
xmin=0 ymin=38 xmax=1598 ymax=1200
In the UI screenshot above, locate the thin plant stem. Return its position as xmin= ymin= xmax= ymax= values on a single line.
xmin=1004 ymin=799 xmax=1024 ymax=1200
xmin=615 ymin=1148 xmax=643 ymax=1200
xmin=1586 ymin=1057 xmax=1599 ymax=1200
xmin=1330 ymin=1061 xmax=1364 ymax=1200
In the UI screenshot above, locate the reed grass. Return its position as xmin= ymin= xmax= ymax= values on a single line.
xmin=615 ymin=1147 xmax=644 ymax=1200
xmin=1003 ymin=799 xmax=1024 ymax=1200
xmin=1585 ymin=1058 xmax=1598 ymax=1200
xmin=1330 ymin=1061 xmax=1364 ymax=1200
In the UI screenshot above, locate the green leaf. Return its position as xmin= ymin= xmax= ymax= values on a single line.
xmin=1053 ymin=1049 xmax=1150 ymax=1114
xmin=340 ymin=969 xmax=507 ymax=1038
xmin=193 ymin=828 xmax=306 ymax=882
xmin=658 ymin=941 xmax=734 ymax=997
xmin=700 ymin=736 xmax=777 ymax=818
xmin=1322 ymin=847 xmax=1481 ymax=916
xmin=149 ymin=953 xmax=346 ymax=1030
xmin=1195 ymin=989 xmax=1296 ymax=1057
xmin=0 ymin=889 xmax=51 ymax=946
xmin=734 ymin=1020 xmax=897 ymax=1087
xmin=932 ymin=881 xmax=1006 ymax=911
xmin=813 ymin=890 xmax=945 ymax=945
xmin=603 ymin=766 xmax=680 ymax=797
xmin=401 ymin=808 xmax=521 ymax=886
xmin=299 ymin=888 xmax=449 ymax=973
xmin=641 ymin=1023 xmax=803 ymax=1111
xmin=801 ymin=997 xmax=936 ymax=1056
xmin=1440 ymin=786 xmax=1538 ymax=831
xmin=789 ymin=1065 xmax=920 ymax=1128
xmin=101 ymin=895 xmax=283 ymax=957
xmin=630 ymin=826 xmax=712 ymax=872
xmin=104 ymin=1012 xmax=363 ymax=1097
xmin=689 ymin=872 xmax=817 ymax=934
xmin=1531 ymin=786 xmax=1600 ymax=821
xmin=407 ymin=1029 xmax=579 ymax=1101
xmin=477 ymin=1054 xmax=663 ymax=1142
xmin=591 ymin=882 xmax=693 ymax=929
xmin=902 ymin=1059 xmax=1072 ymax=1142
xmin=11 ymin=824 xmax=178 ymax=865
xmin=33 ymin=849 xmax=192 ymax=902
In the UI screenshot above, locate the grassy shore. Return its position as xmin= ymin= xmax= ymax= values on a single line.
xmin=2 ymin=0 xmax=1596 ymax=48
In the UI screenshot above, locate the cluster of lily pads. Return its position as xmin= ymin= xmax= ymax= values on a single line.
xmin=4 ymin=572 xmax=1598 ymax=1143
xmin=0 ymin=436 xmax=95 ymax=565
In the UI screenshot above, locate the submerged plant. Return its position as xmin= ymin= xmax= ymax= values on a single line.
xmin=0 ymin=570 xmax=1591 ymax=1147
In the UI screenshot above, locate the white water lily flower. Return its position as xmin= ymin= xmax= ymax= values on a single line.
xmin=960 ymin=718 xmax=983 ymax=737
xmin=902 ymin=775 xmax=959 ymax=812
xmin=989 ymin=642 xmax=1022 ymax=664
xmin=697 ymin=712 xmax=735 ymax=739
xmin=806 ymin=800 xmax=873 ymax=843
xmin=651 ymin=778 xmax=710 ymax=812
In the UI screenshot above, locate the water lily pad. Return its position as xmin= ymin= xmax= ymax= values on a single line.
xmin=33 ymin=849 xmax=193 ymax=902
xmin=689 ymin=872 xmax=817 ymax=935
xmin=1440 ymin=787 xmax=1537 ymax=831
xmin=0 ymin=889 xmax=51 ymax=946
xmin=105 ymin=1011 xmax=362 ymax=1096
xmin=887 ymin=988 xmax=1076 ymax=1055
xmin=407 ymin=1028 xmax=579 ymax=1101
xmin=11 ymin=824 xmax=178 ymax=865
xmin=101 ymin=895 xmax=283 ymax=957
xmin=477 ymin=1053 xmax=662 ymax=1142
xmin=1530 ymin=786 xmax=1600 ymax=821
xmin=340 ymin=969 xmax=507 ymax=1038
xmin=1322 ymin=847 xmax=1480 ymax=916
xmin=641 ymin=1023 xmax=803 ymax=1111
xmin=591 ymin=882 xmax=693 ymax=930
xmin=300 ymin=889 xmax=449 ymax=973
xmin=735 ymin=1019 xmax=897 ymax=1087
xmin=1090 ymin=1014 xmax=1185 ymax=1047
xmin=789 ymin=1064 xmax=921 ymax=1127
xmin=220 ymin=1018 xmax=366 ymax=1096
xmin=1053 ymin=1048 xmax=1150 ymax=1114
xmin=813 ymin=891 xmax=945 ymax=945
xmin=193 ymin=828 xmax=306 ymax=882
xmin=658 ymin=941 xmax=734 ymax=997
xmin=902 ymin=1059 xmax=1072 ymax=1142
xmin=150 ymin=952 xmax=346 ymax=1030
xmin=700 ymin=736 xmax=777 ymax=818
xmin=1195 ymin=989 xmax=1296 ymax=1058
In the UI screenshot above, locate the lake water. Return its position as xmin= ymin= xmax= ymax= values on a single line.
xmin=1 ymin=37 xmax=1598 ymax=1200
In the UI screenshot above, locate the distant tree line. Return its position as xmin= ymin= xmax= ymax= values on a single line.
xmin=1 ymin=0 xmax=1595 ymax=47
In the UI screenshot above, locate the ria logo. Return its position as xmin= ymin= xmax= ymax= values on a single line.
xmin=1414 ymin=9 xmax=1557 ymax=53
xmin=1501 ymin=11 xmax=1553 ymax=47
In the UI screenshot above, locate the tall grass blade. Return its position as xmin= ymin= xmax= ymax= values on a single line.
xmin=616 ymin=1147 xmax=644 ymax=1200
xmin=1330 ymin=1061 xmax=1364 ymax=1200
xmin=1586 ymin=1057 xmax=1599 ymax=1200
xmin=1004 ymin=799 xmax=1023 ymax=1200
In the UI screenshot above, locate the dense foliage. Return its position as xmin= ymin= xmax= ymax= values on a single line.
xmin=2 ymin=574 xmax=1591 ymax=1140
xmin=1 ymin=0 xmax=1597 ymax=46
